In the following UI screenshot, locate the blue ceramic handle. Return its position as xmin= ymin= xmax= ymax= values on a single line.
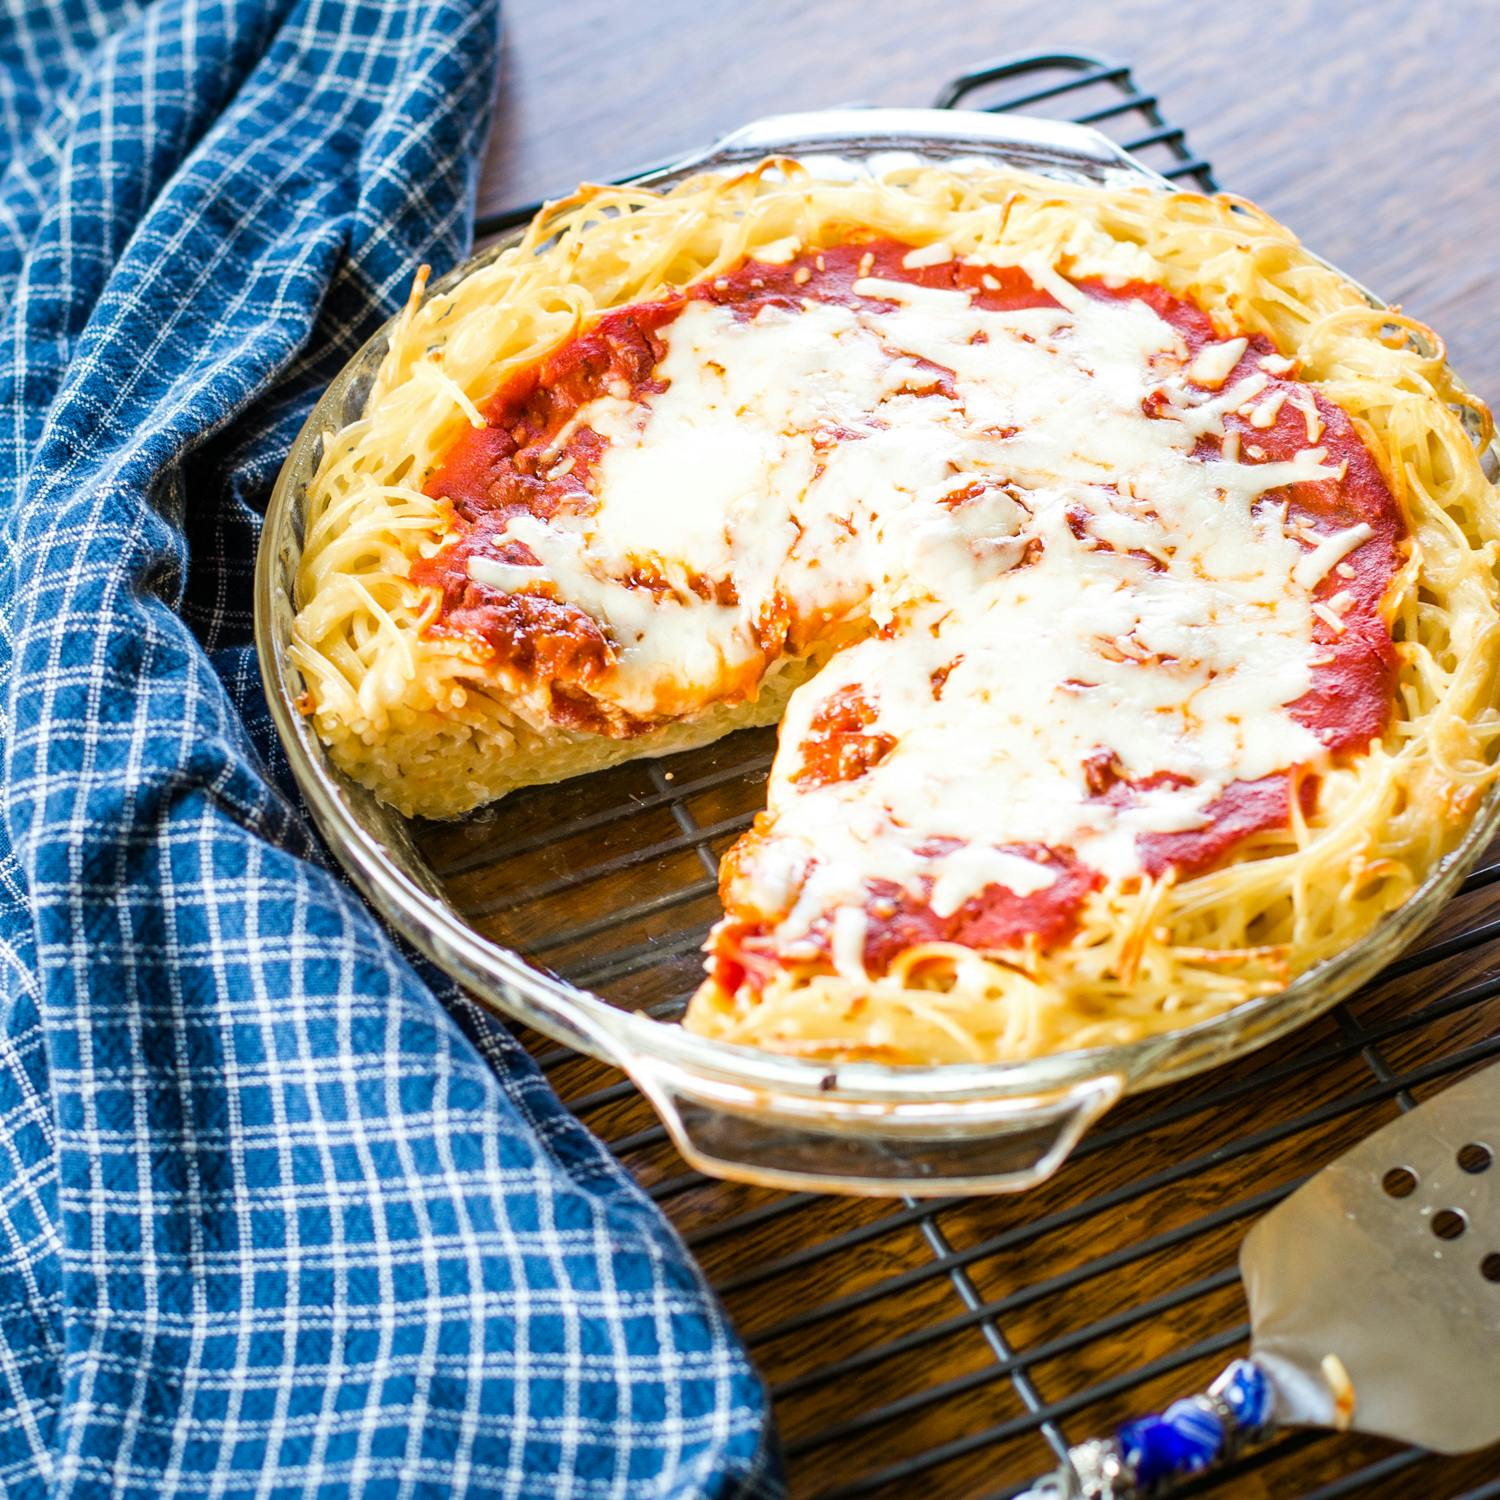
xmin=1020 ymin=1358 xmax=1273 ymax=1498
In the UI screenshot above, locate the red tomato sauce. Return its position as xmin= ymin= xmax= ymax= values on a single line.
xmin=413 ymin=237 xmax=1405 ymax=977
xmin=792 ymin=685 xmax=896 ymax=786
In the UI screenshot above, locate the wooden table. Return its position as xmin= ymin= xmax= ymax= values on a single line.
xmin=472 ymin=6 xmax=1500 ymax=1495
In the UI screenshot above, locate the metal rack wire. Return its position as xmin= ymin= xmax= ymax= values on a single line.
xmin=453 ymin=51 xmax=1500 ymax=1499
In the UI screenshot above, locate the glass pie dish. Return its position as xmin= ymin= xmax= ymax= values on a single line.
xmin=254 ymin=108 xmax=1500 ymax=1196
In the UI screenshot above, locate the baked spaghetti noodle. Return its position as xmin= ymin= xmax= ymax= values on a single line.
xmin=291 ymin=160 xmax=1500 ymax=1065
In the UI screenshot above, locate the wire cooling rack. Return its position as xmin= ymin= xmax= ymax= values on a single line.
xmin=457 ymin=51 xmax=1500 ymax=1500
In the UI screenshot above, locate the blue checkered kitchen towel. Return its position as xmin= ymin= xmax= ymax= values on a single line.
xmin=0 ymin=2 xmax=782 ymax=1495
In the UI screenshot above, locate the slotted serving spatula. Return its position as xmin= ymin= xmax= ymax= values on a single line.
xmin=1020 ymin=1060 xmax=1500 ymax=1497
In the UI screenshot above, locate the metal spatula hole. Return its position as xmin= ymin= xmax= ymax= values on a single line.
xmin=1241 ymin=1064 xmax=1500 ymax=1457
xmin=1382 ymin=1166 xmax=1419 ymax=1198
xmin=1431 ymin=1208 xmax=1468 ymax=1241
xmin=1457 ymin=1142 xmax=1493 ymax=1174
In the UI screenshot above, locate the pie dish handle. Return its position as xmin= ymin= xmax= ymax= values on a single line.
xmin=644 ymin=106 xmax=1167 ymax=191
xmin=619 ymin=1052 xmax=1127 ymax=1197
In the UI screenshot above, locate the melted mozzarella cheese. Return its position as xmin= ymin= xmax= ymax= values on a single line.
xmin=830 ymin=906 xmax=871 ymax=980
xmin=1293 ymin=522 xmax=1374 ymax=590
xmin=1187 ymin=337 xmax=1249 ymax=389
xmin=466 ymin=262 xmax=1367 ymax=930
xmin=901 ymin=241 xmax=954 ymax=270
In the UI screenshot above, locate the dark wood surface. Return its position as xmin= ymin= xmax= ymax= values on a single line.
xmin=475 ymin=5 xmax=1500 ymax=1496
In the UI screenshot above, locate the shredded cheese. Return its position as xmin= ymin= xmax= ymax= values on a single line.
xmin=1292 ymin=523 xmax=1374 ymax=590
xmin=465 ymin=266 xmax=1355 ymax=929
xmin=901 ymin=241 xmax=954 ymax=270
xmin=1187 ymin=337 xmax=1248 ymax=388
xmin=830 ymin=905 xmax=870 ymax=980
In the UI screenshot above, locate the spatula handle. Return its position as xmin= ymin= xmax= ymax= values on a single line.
xmin=1017 ymin=1358 xmax=1272 ymax=1498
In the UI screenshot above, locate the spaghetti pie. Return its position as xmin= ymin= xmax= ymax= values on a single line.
xmin=291 ymin=160 xmax=1500 ymax=1064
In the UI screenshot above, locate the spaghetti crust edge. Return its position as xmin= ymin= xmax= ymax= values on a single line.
xmin=291 ymin=161 xmax=1500 ymax=1064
